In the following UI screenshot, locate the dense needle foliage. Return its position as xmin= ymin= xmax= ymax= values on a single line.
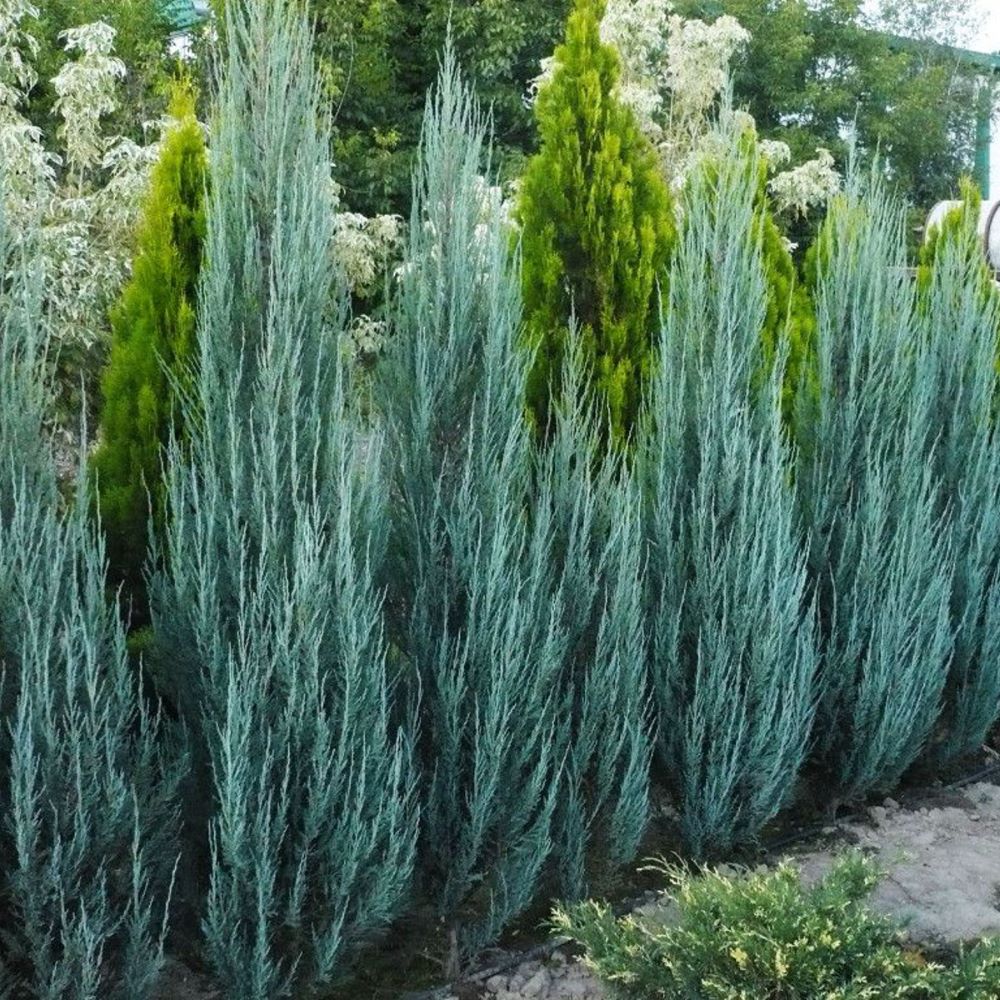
xmin=6 ymin=0 xmax=1000 ymax=992
xmin=556 ymin=854 xmax=1000 ymax=998
xmin=799 ymin=173 xmax=953 ymax=802
xmin=148 ymin=1 xmax=416 ymax=995
xmin=518 ymin=0 xmax=675 ymax=445
xmin=536 ymin=340 xmax=652 ymax=898
xmin=914 ymin=191 xmax=1000 ymax=764
xmin=642 ymin=118 xmax=817 ymax=856
xmin=380 ymin=48 xmax=565 ymax=971
xmin=91 ymin=79 xmax=207 ymax=608
xmin=0 ymin=190 xmax=180 ymax=999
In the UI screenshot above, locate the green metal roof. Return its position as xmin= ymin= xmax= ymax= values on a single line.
xmin=160 ymin=0 xmax=210 ymax=32
xmin=887 ymin=34 xmax=1000 ymax=73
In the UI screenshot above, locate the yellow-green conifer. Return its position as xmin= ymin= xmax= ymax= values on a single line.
xmin=517 ymin=0 xmax=675 ymax=445
xmin=91 ymin=80 xmax=206 ymax=606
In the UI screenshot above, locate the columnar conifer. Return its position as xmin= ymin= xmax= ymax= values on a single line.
xmin=799 ymin=174 xmax=953 ymax=800
xmin=535 ymin=339 xmax=652 ymax=898
xmin=148 ymin=2 xmax=416 ymax=995
xmin=914 ymin=189 xmax=1000 ymax=763
xmin=518 ymin=0 xmax=675 ymax=445
xmin=642 ymin=119 xmax=817 ymax=856
xmin=380 ymin=48 xmax=565 ymax=971
xmin=0 ymin=184 xmax=180 ymax=1000
xmin=696 ymin=132 xmax=817 ymax=434
xmin=755 ymin=154 xmax=815 ymax=431
xmin=91 ymin=79 xmax=206 ymax=609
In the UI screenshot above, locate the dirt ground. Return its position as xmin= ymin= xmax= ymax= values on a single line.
xmin=445 ymin=780 xmax=1000 ymax=1000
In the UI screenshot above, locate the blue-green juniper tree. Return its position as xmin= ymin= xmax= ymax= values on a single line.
xmin=0 ymin=186 xmax=180 ymax=1000
xmin=147 ymin=1 xmax=417 ymax=995
xmin=799 ymin=170 xmax=953 ymax=801
xmin=534 ymin=338 xmax=653 ymax=899
xmin=913 ymin=193 xmax=1000 ymax=764
xmin=379 ymin=48 xmax=567 ymax=973
xmin=642 ymin=116 xmax=817 ymax=856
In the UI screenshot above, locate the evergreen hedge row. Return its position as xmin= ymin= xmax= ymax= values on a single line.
xmin=3 ymin=0 xmax=1000 ymax=994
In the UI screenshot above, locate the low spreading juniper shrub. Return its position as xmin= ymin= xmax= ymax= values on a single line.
xmin=555 ymin=855 xmax=1000 ymax=999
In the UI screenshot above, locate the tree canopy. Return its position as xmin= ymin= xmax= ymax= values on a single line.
xmin=674 ymin=0 xmax=988 ymax=212
xmin=312 ymin=0 xmax=988 ymax=219
xmin=310 ymin=0 xmax=571 ymax=215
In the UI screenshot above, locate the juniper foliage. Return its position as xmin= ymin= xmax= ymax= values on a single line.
xmin=693 ymin=131 xmax=816 ymax=435
xmin=379 ymin=49 xmax=564 ymax=969
xmin=518 ymin=0 xmax=675 ymax=445
xmin=642 ymin=121 xmax=817 ymax=856
xmin=536 ymin=340 xmax=652 ymax=899
xmin=91 ymin=79 xmax=207 ymax=609
xmin=914 ymin=193 xmax=1000 ymax=763
xmin=0 ymin=192 xmax=180 ymax=1000
xmin=0 ymin=205 xmax=50 ymax=521
xmin=148 ymin=2 xmax=416 ymax=995
xmin=799 ymin=173 xmax=953 ymax=800
xmin=754 ymin=155 xmax=815 ymax=433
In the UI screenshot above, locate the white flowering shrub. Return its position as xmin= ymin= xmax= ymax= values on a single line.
xmin=333 ymin=210 xmax=403 ymax=296
xmin=662 ymin=13 xmax=748 ymax=120
xmin=0 ymin=3 xmax=163 ymax=423
xmin=769 ymin=146 xmax=841 ymax=219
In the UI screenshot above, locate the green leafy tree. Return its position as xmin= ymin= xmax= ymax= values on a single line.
xmin=518 ymin=0 xmax=675 ymax=445
xmin=419 ymin=0 xmax=571 ymax=168
xmin=676 ymin=0 xmax=986 ymax=219
xmin=310 ymin=0 xmax=409 ymax=214
xmin=309 ymin=0 xmax=571 ymax=215
xmin=91 ymin=79 xmax=206 ymax=607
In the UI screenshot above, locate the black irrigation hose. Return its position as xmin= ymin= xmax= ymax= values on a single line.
xmin=764 ymin=757 xmax=1000 ymax=853
xmin=950 ymin=758 xmax=1000 ymax=789
xmin=400 ymin=757 xmax=1000 ymax=1000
